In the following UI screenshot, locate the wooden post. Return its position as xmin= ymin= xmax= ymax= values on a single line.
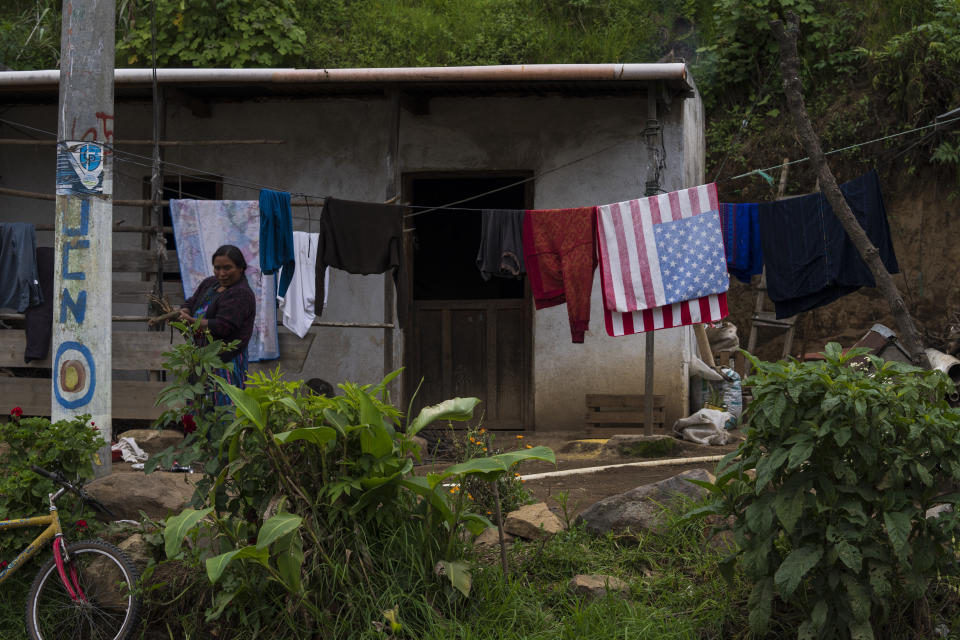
xmin=643 ymin=86 xmax=659 ymax=436
xmin=384 ymin=90 xmax=401 ymax=389
xmin=53 ymin=0 xmax=115 ymax=476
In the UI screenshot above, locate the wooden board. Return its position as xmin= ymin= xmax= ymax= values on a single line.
xmin=112 ymin=279 xmax=185 ymax=306
xmin=1 ymin=377 xmax=169 ymax=420
xmin=584 ymin=409 xmax=665 ymax=424
xmin=112 ymin=250 xmax=179 ymax=273
xmin=585 ymin=394 xmax=665 ymax=409
xmin=0 ymin=330 xmax=186 ymax=370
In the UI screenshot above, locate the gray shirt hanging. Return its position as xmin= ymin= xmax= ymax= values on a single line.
xmin=476 ymin=209 xmax=525 ymax=281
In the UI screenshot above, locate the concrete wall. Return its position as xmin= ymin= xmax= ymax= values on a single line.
xmin=0 ymin=83 xmax=705 ymax=429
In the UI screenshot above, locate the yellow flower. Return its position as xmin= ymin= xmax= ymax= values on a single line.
xmin=449 ymin=486 xmax=459 ymax=494
xmin=467 ymin=493 xmax=474 ymax=500
xmin=514 ymin=472 xmax=520 ymax=477
xmin=525 ymin=444 xmax=532 ymax=449
xmin=516 ymin=434 xmax=523 ymax=439
xmin=479 ymin=428 xmax=486 ymax=434
xmin=486 ymin=510 xmax=492 ymax=515
xmin=483 ymin=446 xmax=488 ymax=452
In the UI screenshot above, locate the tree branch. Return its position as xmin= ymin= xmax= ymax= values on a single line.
xmin=769 ymin=12 xmax=929 ymax=367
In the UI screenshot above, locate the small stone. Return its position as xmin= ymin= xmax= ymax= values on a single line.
xmin=118 ymin=533 xmax=154 ymax=569
xmin=569 ymin=574 xmax=630 ymax=599
xmin=503 ymin=503 xmax=564 ymax=540
xmin=474 ymin=526 xmax=513 ymax=548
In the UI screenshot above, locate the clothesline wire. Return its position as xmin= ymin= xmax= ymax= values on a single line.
xmin=720 ymin=114 xmax=960 ymax=183
xmin=0 ymin=117 xmax=330 ymax=201
xmin=2 ymin=112 xmax=957 ymax=213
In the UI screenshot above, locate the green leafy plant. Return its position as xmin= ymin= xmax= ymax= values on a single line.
xmin=449 ymin=425 xmax=534 ymax=523
xmin=689 ymin=344 xmax=960 ymax=639
xmin=0 ymin=411 xmax=101 ymax=553
xmin=148 ymin=327 xmax=556 ymax=633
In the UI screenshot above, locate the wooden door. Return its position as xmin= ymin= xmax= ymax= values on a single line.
xmin=403 ymin=174 xmax=532 ymax=429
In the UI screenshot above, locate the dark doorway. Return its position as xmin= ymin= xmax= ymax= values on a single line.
xmin=403 ymin=173 xmax=533 ymax=430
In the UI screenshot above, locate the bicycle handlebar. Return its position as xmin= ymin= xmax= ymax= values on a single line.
xmin=31 ymin=465 xmax=116 ymax=518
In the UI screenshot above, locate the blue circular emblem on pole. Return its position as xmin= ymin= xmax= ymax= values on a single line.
xmin=78 ymin=144 xmax=102 ymax=172
xmin=53 ymin=341 xmax=96 ymax=409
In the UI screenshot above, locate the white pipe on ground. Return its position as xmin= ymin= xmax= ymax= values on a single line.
xmin=520 ymin=454 xmax=725 ymax=482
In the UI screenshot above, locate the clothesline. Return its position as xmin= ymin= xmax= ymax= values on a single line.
xmin=1 ymin=112 xmax=955 ymax=218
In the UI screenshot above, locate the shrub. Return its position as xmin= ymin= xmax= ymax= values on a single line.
xmin=692 ymin=344 xmax=960 ymax=639
xmin=0 ymin=410 xmax=101 ymax=554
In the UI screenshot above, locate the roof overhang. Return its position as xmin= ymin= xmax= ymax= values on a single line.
xmin=0 ymin=63 xmax=693 ymax=104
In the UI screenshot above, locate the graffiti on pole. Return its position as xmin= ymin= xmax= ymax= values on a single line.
xmin=54 ymin=197 xmax=95 ymax=409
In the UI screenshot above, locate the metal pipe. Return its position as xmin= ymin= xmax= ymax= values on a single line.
xmin=925 ymin=348 xmax=960 ymax=384
xmin=520 ymin=454 xmax=724 ymax=482
xmin=0 ymin=64 xmax=689 ymax=88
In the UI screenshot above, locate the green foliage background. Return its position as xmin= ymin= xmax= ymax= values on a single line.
xmin=2 ymin=0 xmax=958 ymax=185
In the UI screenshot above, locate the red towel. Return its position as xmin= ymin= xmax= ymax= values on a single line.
xmin=522 ymin=207 xmax=597 ymax=343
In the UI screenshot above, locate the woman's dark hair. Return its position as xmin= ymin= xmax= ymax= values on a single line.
xmin=212 ymin=245 xmax=247 ymax=271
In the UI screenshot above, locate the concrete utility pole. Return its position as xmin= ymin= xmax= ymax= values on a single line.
xmin=54 ymin=0 xmax=115 ymax=476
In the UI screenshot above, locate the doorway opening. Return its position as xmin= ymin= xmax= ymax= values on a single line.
xmin=403 ymin=173 xmax=533 ymax=430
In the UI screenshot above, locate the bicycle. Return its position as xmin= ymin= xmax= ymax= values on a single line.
xmin=0 ymin=465 xmax=141 ymax=640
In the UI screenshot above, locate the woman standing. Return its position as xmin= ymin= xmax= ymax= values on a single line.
xmin=179 ymin=245 xmax=256 ymax=404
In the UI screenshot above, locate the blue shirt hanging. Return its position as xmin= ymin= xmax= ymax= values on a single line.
xmin=259 ymin=189 xmax=296 ymax=298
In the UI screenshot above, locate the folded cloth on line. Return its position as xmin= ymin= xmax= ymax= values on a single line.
xmin=522 ymin=206 xmax=597 ymax=343
xmin=597 ymin=183 xmax=728 ymax=313
xmin=476 ymin=209 xmax=526 ymax=280
xmin=719 ymin=202 xmax=763 ymax=283
xmin=758 ymin=170 xmax=899 ymax=319
xmin=315 ymin=197 xmax=406 ymax=327
xmin=280 ymin=231 xmax=326 ymax=339
xmin=598 ymin=186 xmax=729 ymax=337
xmin=0 ymin=222 xmax=41 ymax=312
xmin=259 ymin=189 xmax=296 ymax=298
xmin=170 ymin=199 xmax=279 ymax=361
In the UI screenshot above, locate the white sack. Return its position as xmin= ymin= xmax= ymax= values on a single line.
xmin=672 ymin=408 xmax=732 ymax=446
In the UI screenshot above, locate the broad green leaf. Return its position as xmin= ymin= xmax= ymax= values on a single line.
xmin=774 ymin=546 xmax=823 ymax=597
xmin=357 ymin=389 xmax=385 ymax=429
xmin=774 ymin=488 xmax=804 ymax=533
xmin=399 ymin=477 xmax=454 ymax=522
xmin=322 ymin=408 xmax=349 ymax=437
xmin=811 ymin=599 xmax=829 ymax=631
xmin=274 ymin=426 xmax=337 ymax=448
xmin=747 ymin=577 xmax=773 ymax=633
xmin=205 ymin=546 xmax=270 ymax=584
xmin=275 ymin=530 xmax=304 ymax=593
xmin=460 ymin=512 xmax=495 ymax=537
xmin=745 ymin=496 xmax=774 ymax=535
xmin=407 ymin=397 xmax=480 ymax=437
xmin=440 ymin=560 xmax=472 ymax=597
xmin=370 ymin=368 xmax=403 ymax=398
xmin=756 ymin=447 xmax=788 ymax=490
xmin=277 ymin=396 xmax=302 ymax=416
xmin=164 ymin=507 xmax=213 ymax=559
xmin=359 ymin=424 xmax=393 ymax=458
xmin=835 ymin=540 xmax=862 ymax=572
xmin=212 ymin=375 xmax=265 ymax=431
xmin=443 ymin=446 xmax=555 ymax=482
xmin=798 ymin=620 xmax=817 ymax=640
xmin=787 ymin=440 xmax=814 ymax=470
xmin=842 ymin=573 xmax=872 ymax=622
xmin=883 ymin=510 xmax=912 ymax=560
xmin=256 ymin=512 xmax=303 ymax=550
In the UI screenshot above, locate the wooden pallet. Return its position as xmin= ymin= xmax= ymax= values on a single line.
xmin=585 ymin=393 xmax=665 ymax=436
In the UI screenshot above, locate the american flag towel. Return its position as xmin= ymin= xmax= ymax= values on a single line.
xmin=597 ymin=184 xmax=730 ymax=336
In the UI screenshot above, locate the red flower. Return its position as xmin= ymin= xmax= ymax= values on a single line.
xmin=0 ymin=560 xmax=8 ymax=570
xmin=181 ymin=414 xmax=197 ymax=435
xmin=75 ymin=520 xmax=88 ymax=530
xmin=10 ymin=406 xmax=22 ymax=419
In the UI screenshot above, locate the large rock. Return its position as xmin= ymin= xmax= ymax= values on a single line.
xmin=503 ymin=503 xmax=564 ymax=540
xmin=569 ymin=574 xmax=630 ymax=599
xmin=87 ymin=470 xmax=198 ymax=521
xmin=576 ymin=469 xmax=715 ymax=536
xmin=116 ymin=429 xmax=183 ymax=455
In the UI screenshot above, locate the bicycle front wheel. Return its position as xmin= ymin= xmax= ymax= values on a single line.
xmin=25 ymin=539 xmax=141 ymax=640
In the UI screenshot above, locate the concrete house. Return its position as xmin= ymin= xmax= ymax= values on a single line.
xmin=0 ymin=63 xmax=706 ymax=431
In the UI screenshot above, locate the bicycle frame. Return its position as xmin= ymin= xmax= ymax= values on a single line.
xmin=0 ymin=491 xmax=65 ymax=587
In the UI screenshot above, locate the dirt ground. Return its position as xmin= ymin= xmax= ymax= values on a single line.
xmin=423 ymin=430 xmax=742 ymax=519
